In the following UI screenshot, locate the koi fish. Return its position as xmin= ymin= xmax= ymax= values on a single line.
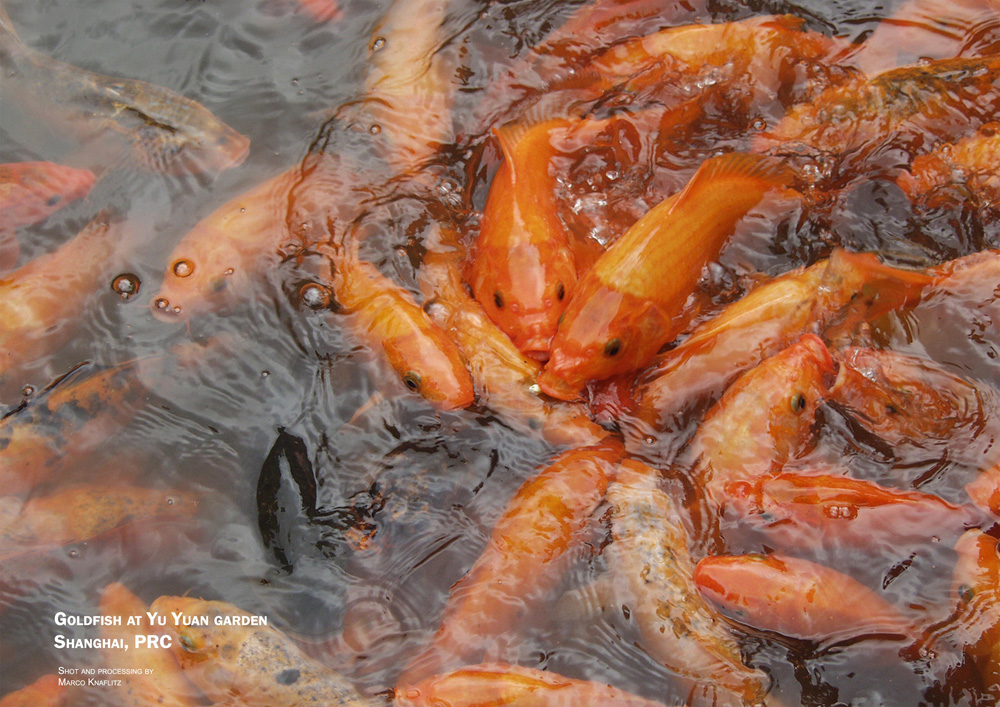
xmin=292 ymin=0 xmax=342 ymax=22
xmin=0 ymin=161 xmax=95 ymax=270
xmin=538 ymin=152 xmax=796 ymax=400
xmin=150 ymin=596 xmax=371 ymax=706
xmin=754 ymin=55 xmax=1000 ymax=181
xmin=735 ymin=471 xmax=982 ymax=555
xmin=966 ymin=459 xmax=1000 ymax=516
xmin=604 ymin=458 xmax=770 ymax=704
xmin=897 ymin=121 xmax=1000 ymax=209
xmin=688 ymin=334 xmax=834 ymax=512
xmin=694 ymin=553 xmax=918 ymax=645
xmin=0 ymin=5 xmax=248 ymax=175
xmin=471 ymin=118 xmax=605 ymax=360
xmin=397 ymin=441 xmax=624 ymax=684
xmin=395 ymin=662 xmax=670 ymax=707
xmin=0 ymin=210 xmax=122 ymax=400
xmin=420 ymin=249 xmax=607 ymax=446
xmin=99 ymin=583 xmax=206 ymax=707
xmin=0 ymin=674 xmax=64 ymax=707
xmin=631 ymin=250 xmax=930 ymax=435
xmin=328 ymin=231 xmax=474 ymax=411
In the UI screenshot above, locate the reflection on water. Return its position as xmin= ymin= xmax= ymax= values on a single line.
xmin=1 ymin=0 xmax=999 ymax=704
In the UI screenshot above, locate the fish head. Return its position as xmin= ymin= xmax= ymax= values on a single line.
xmin=149 ymin=596 xmax=224 ymax=664
xmin=472 ymin=241 xmax=577 ymax=360
xmin=539 ymin=287 xmax=671 ymax=400
xmin=151 ymin=236 xmax=247 ymax=322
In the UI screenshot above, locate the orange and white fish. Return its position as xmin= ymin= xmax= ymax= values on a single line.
xmin=898 ymin=121 xmax=1000 ymax=209
xmin=966 ymin=459 xmax=1000 ymax=517
xmin=0 ymin=161 xmax=95 ymax=270
xmin=99 ymin=583 xmax=206 ymax=707
xmin=538 ymin=152 xmax=796 ymax=400
xmin=604 ymin=458 xmax=770 ymax=705
xmin=328 ymin=233 xmax=475 ymax=411
xmin=397 ymin=440 xmax=624 ymax=684
xmin=0 ymin=5 xmax=248 ymax=176
xmin=694 ymin=553 xmax=918 ymax=645
xmin=396 ymin=662 xmax=670 ymax=707
xmin=689 ymin=334 xmax=834 ymax=513
xmin=151 ymin=596 xmax=370 ymax=706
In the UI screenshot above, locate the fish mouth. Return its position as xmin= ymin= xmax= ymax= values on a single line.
xmin=537 ymin=368 xmax=583 ymax=402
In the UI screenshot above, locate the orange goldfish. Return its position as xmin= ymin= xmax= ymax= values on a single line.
xmin=538 ymin=152 xmax=796 ymax=400
xmin=0 ymin=6 xmax=248 ymax=176
xmin=397 ymin=441 xmax=624 ymax=684
xmin=395 ymin=662 xmax=670 ymax=707
xmin=151 ymin=596 xmax=370 ymax=706
xmin=99 ymin=583 xmax=206 ymax=707
xmin=0 ymin=161 xmax=95 ymax=270
xmin=694 ymin=553 xmax=918 ymax=645
xmin=0 ymin=674 xmax=65 ymax=707
xmin=631 ymin=250 xmax=930 ymax=435
xmin=471 ymin=118 xmax=606 ymax=359
xmin=0 ymin=210 xmax=122 ymax=400
xmin=604 ymin=458 xmax=770 ymax=704
xmin=328 ymin=232 xmax=474 ymax=411
xmin=420 ymin=250 xmax=607 ymax=445
xmin=754 ymin=55 xmax=1000 ymax=181
xmin=966 ymin=459 xmax=1000 ymax=516
xmin=689 ymin=334 xmax=833 ymax=513
xmin=898 ymin=121 xmax=1000 ymax=209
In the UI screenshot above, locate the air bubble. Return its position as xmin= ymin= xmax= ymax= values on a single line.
xmin=371 ymin=37 xmax=386 ymax=51
xmin=112 ymin=273 xmax=141 ymax=300
xmin=172 ymin=259 xmax=194 ymax=278
xmin=22 ymin=385 xmax=34 ymax=397
xmin=298 ymin=282 xmax=333 ymax=310
xmin=369 ymin=124 xmax=382 ymax=135
xmin=154 ymin=297 xmax=170 ymax=310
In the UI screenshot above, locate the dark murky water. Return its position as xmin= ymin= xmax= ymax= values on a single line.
xmin=1 ymin=0 xmax=998 ymax=704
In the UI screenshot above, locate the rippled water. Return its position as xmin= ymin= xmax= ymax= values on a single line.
xmin=2 ymin=0 xmax=999 ymax=704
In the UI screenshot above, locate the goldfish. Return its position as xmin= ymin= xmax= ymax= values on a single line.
xmin=420 ymin=249 xmax=607 ymax=445
xmin=99 ymin=583 xmax=206 ymax=707
xmin=897 ymin=121 xmax=1000 ymax=209
xmin=0 ymin=161 xmax=95 ymax=270
xmin=754 ymin=55 xmax=1000 ymax=181
xmin=151 ymin=595 xmax=371 ymax=706
xmin=604 ymin=458 xmax=770 ymax=705
xmin=292 ymin=0 xmax=342 ymax=22
xmin=324 ymin=227 xmax=474 ymax=410
xmin=688 ymin=334 xmax=834 ymax=512
xmin=397 ymin=441 xmax=624 ymax=684
xmin=966 ymin=459 xmax=1000 ymax=516
xmin=395 ymin=662 xmax=670 ymax=707
xmin=0 ymin=5 xmax=248 ymax=175
xmin=630 ymin=250 xmax=931 ymax=435
xmin=0 ymin=675 xmax=64 ymax=707
xmin=0 ymin=210 xmax=122 ymax=400
xmin=538 ymin=152 xmax=796 ymax=400
xmin=693 ymin=553 xmax=918 ymax=645
xmin=471 ymin=117 xmax=606 ymax=359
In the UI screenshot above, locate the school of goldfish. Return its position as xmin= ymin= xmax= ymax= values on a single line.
xmin=2 ymin=0 xmax=1000 ymax=705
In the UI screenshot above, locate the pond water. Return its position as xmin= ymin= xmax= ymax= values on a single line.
xmin=1 ymin=0 xmax=999 ymax=704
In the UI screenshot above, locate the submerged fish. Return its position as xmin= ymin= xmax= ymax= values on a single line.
xmin=151 ymin=596 xmax=370 ymax=706
xmin=0 ymin=674 xmax=64 ymax=707
xmin=604 ymin=458 xmax=770 ymax=705
xmin=538 ymin=152 xmax=796 ymax=400
xmin=0 ymin=4 xmax=248 ymax=175
xmin=897 ymin=121 xmax=1000 ymax=209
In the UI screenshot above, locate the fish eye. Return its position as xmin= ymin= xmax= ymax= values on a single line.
xmin=556 ymin=282 xmax=565 ymax=301
xmin=790 ymin=392 xmax=807 ymax=413
xmin=493 ymin=291 xmax=504 ymax=309
xmin=402 ymin=371 xmax=421 ymax=391
xmin=172 ymin=259 xmax=195 ymax=278
xmin=179 ymin=634 xmax=198 ymax=652
xmin=211 ymin=276 xmax=228 ymax=293
xmin=958 ymin=583 xmax=975 ymax=603
xmin=604 ymin=338 xmax=622 ymax=357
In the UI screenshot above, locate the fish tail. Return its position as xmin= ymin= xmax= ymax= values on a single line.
xmin=679 ymin=152 xmax=797 ymax=206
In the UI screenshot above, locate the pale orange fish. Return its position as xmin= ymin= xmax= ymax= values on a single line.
xmin=694 ymin=553 xmax=918 ymax=646
xmin=396 ymin=662 xmax=671 ymax=707
xmin=99 ymin=583 xmax=206 ymax=707
xmin=604 ymin=458 xmax=770 ymax=705
xmin=630 ymin=250 xmax=931 ymax=435
xmin=397 ymin=440 xmax=624 ymax=684
xmin=293 ymin=0 xmax=342 ymax=22
xmin=0 ymin=674 xmax=65 ymax=707
xmin=538 ymin=152 xmax=796 ymax=401
xmin=420 ymin=249 xmax=607 ymax=445
xmin=150 ymin=596 xmax=370 ymax=706
xmin=754 ymin=55 xmax=1000 ymax=181
xmin=689 ymin=334 xmax=834 ymax=512
xmin=0 ymin=210 xmax=122 ymax=400
xmin=966 ymin=459 xmax=1000 ymax=516
xmin=328 ymin=233 xmax=474 ymax=411
xmin=898 ymin=121 xmax=1000 ymax=209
